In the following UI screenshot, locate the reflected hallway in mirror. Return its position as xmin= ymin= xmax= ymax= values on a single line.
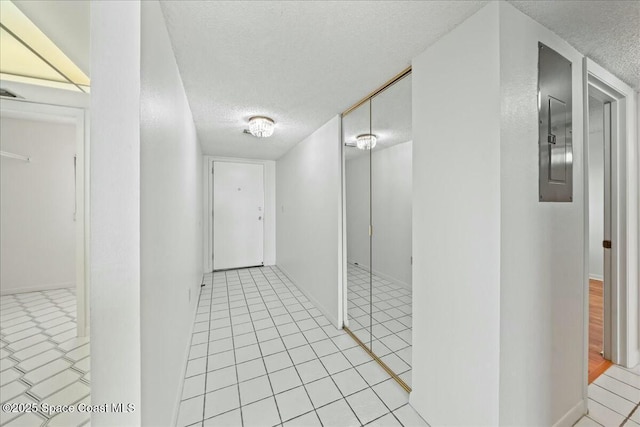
xmin=343 ymin=69 xmax=412 ymax=391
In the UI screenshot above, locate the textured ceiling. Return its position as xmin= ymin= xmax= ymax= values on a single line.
xmin=508 ymin=1 xmax=640 ymax=90
xmin=162 ymin=0 xmax=638 ymax=160
xmin=160 ymin=1 xmax=487 ymax=159
xmin=12 ymin=1 xmax=635 ymax=160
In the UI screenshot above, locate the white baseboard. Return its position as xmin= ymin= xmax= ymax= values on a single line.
xmin=347 ymin=261 xmax=412 ymax=290
xmin=276 ymin=265 xmax=341 ymax=329
xmin=589 ymin=274 xmax=604 ymax=281
xmin=627 ymin=348 xmax=640 ymax=369
xmin=0 ymin=281 xmax=75 ymax=296
xmin=553 ymin=399 xmax=586 ymax=427
xmin=172 ymin=275 xmax=205 ymax=427
xmin=372 ymin=268 xmax=411 ymax=291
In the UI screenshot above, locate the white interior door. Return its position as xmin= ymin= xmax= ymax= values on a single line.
xmin=213 ymin=162 xmax=264 ymax=270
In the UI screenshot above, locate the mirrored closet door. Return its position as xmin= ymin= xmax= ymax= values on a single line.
xmin=343 ymin=70 xmax=412 ymax=391
xmin=343 ymin=98 xmax=372 ymax=350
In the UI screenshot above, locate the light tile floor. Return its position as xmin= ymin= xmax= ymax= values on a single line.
xmin=177 ymin=266 xmax=427 ymax=427
xmin=347 ymin=264 xmax=412 ymax=386
xmin=575 ymin=364 xmax=640 ymax=426
xmin=0 ymin=288 xmax=90 ymax=427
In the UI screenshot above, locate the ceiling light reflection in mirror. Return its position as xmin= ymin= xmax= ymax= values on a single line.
xmin=343 ymin=73 xmax=411 ymax=160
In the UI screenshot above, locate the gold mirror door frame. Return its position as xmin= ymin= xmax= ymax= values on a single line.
xmin=342 ymin=66 xmax=412 ymax=393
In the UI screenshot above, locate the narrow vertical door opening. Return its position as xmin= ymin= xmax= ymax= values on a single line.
xmin=0 ymin=102 xmax=91 ymax=426
xmin=587 ymin=92 xmax=612 ymax=384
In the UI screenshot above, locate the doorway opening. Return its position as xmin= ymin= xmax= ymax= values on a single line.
xmin=0 ymin=98 xmax=91 ymax=426
xmin=0 ymin=99 xmax=88 ymax=336
xmin=581 ymin=58 xmax=640 ymax=426
xmin=587 ymin=88 xmax=614 ymax=384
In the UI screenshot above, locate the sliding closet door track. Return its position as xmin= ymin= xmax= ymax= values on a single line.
xmin=343 ymin=326 xmax=412 ymax=393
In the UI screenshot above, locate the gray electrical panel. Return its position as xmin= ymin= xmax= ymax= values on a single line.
xmin=538 ymin=42 xmax=572 ymax=202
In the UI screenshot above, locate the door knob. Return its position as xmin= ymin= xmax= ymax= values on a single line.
xmin=258 ymin=216 xmax=262 ymax=220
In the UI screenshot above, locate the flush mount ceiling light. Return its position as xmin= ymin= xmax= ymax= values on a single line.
xmin=248 ymin=116 xmax=275 ymax=138
xmin=356 ymin=134 xmax=377 ymax=150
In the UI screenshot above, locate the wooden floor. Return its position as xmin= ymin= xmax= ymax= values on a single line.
xmin=589 ymin=279 xmax=612 ymax=384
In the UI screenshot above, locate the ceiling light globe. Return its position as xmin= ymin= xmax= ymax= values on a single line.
xmin=356 ymin=134 xmax=377 ymax=150
xmin=249 ymin=116 xmax=275 ymax=138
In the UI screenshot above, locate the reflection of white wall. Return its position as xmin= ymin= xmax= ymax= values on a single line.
xmin=346 ymin=141 xmax=412 ymax=288
xmin=589 ymin=97 xmax=604 ymax=280
xmin=0 ymin=116 xmax=76 ymax=294
xmin=345 ymin=151 xmax=369 ymax=270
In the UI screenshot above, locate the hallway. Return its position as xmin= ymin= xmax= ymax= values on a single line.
xmin=177 ymin=266 xmax=426 ymax=427
xmin=1 ymin=1 xmax=636 ymax=425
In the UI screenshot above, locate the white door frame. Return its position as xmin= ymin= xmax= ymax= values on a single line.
xmin=340 ymin=115 xmax=348 ymax=328
xmin=587 ymin=85 xmax=616 ymax=356
xmin=0 ymin=98 xmax=90 ymax=337
xmin=212 ymin=161 xmax=264 ymax=270
xmin=582 ymin=58 xmax=639 ymax=398
xmin=205 ymin=156 xmax=272 ymax=273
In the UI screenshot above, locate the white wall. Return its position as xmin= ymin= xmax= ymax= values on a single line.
xmin=345 ymin=153 xmax=369 ymax=270
xmin=346 ymin=141 xmax=412 ymax=288
xmin=276 ymin=116 xmax=342 ymax=326
xmin=411 ymin=3 xmax=502 ymax=425
xmin=588 ymin=97 xmax=604 ymax=280
xmin=204 ymin=156 xmax=276 ymax=272
xmin=140 ymin=1 xmax=204 ymax=425
xmin=91 ymin=2 xmax=204 ymax=425
xmin=498 ymin=3 xmax=585 ymax=425
xmin=412 ymin=2 xmax=587 ymax=425
xmin=1 ymin=116 xmax=76 ymax=294
xmin=90 ymin=1 xmax=141 ymax=425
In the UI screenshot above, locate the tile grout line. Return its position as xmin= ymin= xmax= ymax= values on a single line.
xmin=347 ymin=264 xmax=412 ymax=380
xmin=345 ymin=265 xmax=414 ymax=425
xmin=602 ymin=369 xmax=640 ymax=389
xmin=591 ymin=382 xmax=640 ymax=407
xmin=0 ymin=288 xmax=90 ymax=426
xmin=279 ymin=265 xmax=390 ymax=425
xmin=224 ymin=270 xmax=246 ymax=426
xmin=621 ymin=401 xmax=640 ymax=426
xmin=241 ymin=268 xmax=287 ymax=426
xmin=249 ymin=267 xmax=321 ymax=426
xmin=261 ymin=265 xmax=377 ymax=426
xmin=182 ymin=266 xmax=415 ymax=427
xmin=197 ymin=272 xmax=213 ymax=425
